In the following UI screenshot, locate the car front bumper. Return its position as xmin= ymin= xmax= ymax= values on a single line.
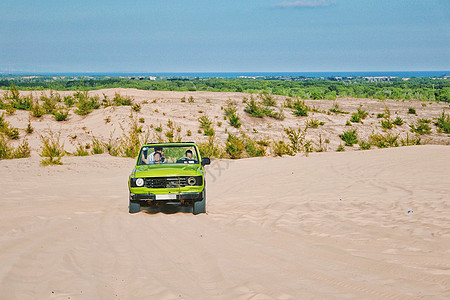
xmin=130 ymin=192 xmax=203 ymax=205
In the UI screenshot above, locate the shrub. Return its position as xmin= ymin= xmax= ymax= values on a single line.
xmin=369 ymin=132 xmax=399 ymax=148
xmin=408 ymin=107 xmax=416 ymax=115
xmin=393 ymin=116 xmax=404 ymax=126
xmin=381 ymin=118 xmax=393 ymax=129
xmin=242 ymin=134 xmax=265 ymax=157
xmin=339 ymin=130 xmax=358 ymax=146
xmin=305 ymin=118 xmax=324 ymax=128
xmin=435 ymin=110 xmax=450 ymax=133
xmin=31 ymin=100 xmax=44 ymax=117
xmin=26 ymin=121 xmax=34 ymax=134
xmin=5 ymin=127 xmax=19 ymax=140
xmin=75 ymin=144 xmax=89 ymax=156
xmin=410 ymin=119 xmax=431 ymax=135
xmin=40 ymin=130 xmax=65 ymax=165
xmin=265 ymin=109 xmax=285 ymax=120
xmin=356 ymin=106 xmax=368 ymax=119
xmin=165 ymin=119 xmax=181 ymax=142
xmin=225 ymin=133 xmax=245 ymax=159
xmin=198 ymin=115 xmax=215 ymax=136
xmin=259 ymin=93 xmax=276 ymax=106
xmin=186 ymin=130 xmax=192 ymax=136
xmin=64 ymin=96 xmax=75 ymax=107
xmin=113 ymin=93 xmax=133 ymax=106
xmin=400 ymin=133 xmax=421 ymax=146
xmin=132 ymin=103 xmax=141 ymax=112
xmin=91 ymin=137 xmax=105 ymax=154
xmin=284 ymin=127 xmax=308 ymax=153
xmin=139 ymin=117 xmax=145 ymax=123
xmin=224 ymin=102 xmax=242 ymax=128
xmin=188 ymin=96 xmax=195 ymax=103
xmin=291 ymin=99 xmax=309 ymax=117
xmin=198 ymin=135 xmax=223 ymax=158
xmin=329 ymin=102 xmax=349 ymax=114
xmin=358 ymin=140 xmax=372 ymax=150
xmin=0 ymin=134 xmax=11 ymax=159
xmin=120 ymin=118 xmax=150 ymax=158
xmin=271 ymin=140 xmax=292 ymax=156
xmin=350 ymin=113 xmax=361 ymax=123
xmin=155 ymin=125 xmax=162 ymax=132
xmin=12 ymin=139 xmax=31 ymax=158
xmin=336 ymin=144 xmax=345 ymax=152
xmin=53 ymin=109 xmax=69 ymax=121
xmin=243 ymin=96 xmax=265 ymax=118
xmin=75 ymin=91 xmax=100 ymax=115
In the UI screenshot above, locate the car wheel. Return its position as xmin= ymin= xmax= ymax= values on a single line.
xmin=129 ymin=201 xmax=141 ymax=213
xmin=193 ymin=189 xmax=206 ymax=215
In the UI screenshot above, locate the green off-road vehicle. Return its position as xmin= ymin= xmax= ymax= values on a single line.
xmin=128 ymin=142 xmax=210 ymax=214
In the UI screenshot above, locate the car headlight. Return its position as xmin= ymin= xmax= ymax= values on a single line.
xmin=136 ymin=178 xmax=144 ymax=187
xmin=187 ymin=176 xmax=196 ymax=186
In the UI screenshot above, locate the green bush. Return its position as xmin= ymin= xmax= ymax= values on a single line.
xmin=350 ymin=113 xmax=361 ymax=123
xmin=198 ymin=136 xmax=223 ymax=158
xmin=393 ymin=116 xmax=404 ymax=126
xmin=410 ymin=119 xmax=431 ymax=135
xmin=225 ymin=133 xmax=245 ymax=159
xmin=12 ymin=140 xmax=31 ymax=158
xmin=53 ymin=109 xmax=69 ymax=121
xmin=358 ymin=140 xmax=372 ymax=150
xmin=243 ymin=96 xmax=265 ymax=118
xmin=198 ymin=115 xmax=215 ymax=136
xmin=329 ymin=102 xmax=349 ymax=114
xmin=224 ymin=103 xmax=242 ymax=128
xmin=381 ymin=118 xmax=393 ymax=129
xmin=75 ymin=144 xmax=89 ymax=156
xmin=113 ymin=93 xmax=133 ymax=106
xmin=305 ymin=118 xmax=325 ymax=128
xmin=91 ymin=137 xmax=105 ymax=154
xmin=40 ymin=131 xmax=65 ymax=165
xmin=242 ymin=134 xmax=265 ymax=157
xmin=271 ymin=140 xmax=292 ymax=156
xmin=291 ymin=99 xmax=309 ymax=117
xmin=369 ymin=132 xmax=399 ymax=148
xmin=339 ymin=130 xmax=358 ymax=146
xmin=259 ymin=93 xmax=276 ymax=106
xmin=336 ymin=144 xmax=345 ymax=152
xmin=0 ymin=134 xmax=11 ymax=159
xmin=408 ymin=107 xmax=416 ymax=114
xmin=435 ymin=110 xmax=450 ymax=133
xmin=400 ymin=133 xmax=421 ymax=146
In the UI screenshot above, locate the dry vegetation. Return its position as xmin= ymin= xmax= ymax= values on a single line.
xmin=0 ymin=87 xmax=449 ymax=164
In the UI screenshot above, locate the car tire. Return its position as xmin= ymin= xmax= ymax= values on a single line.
xmin=129 ymin=201 xmax=141 ymax=213
xmin=193 ymin=189 xmax=206 ymax=215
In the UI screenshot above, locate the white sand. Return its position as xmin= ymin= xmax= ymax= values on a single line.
xmin=0 ymin=145 xmax=449 ymax=299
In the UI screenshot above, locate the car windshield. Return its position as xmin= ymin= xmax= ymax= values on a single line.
xmin=137 ymin=145 xmax=199 ymax=165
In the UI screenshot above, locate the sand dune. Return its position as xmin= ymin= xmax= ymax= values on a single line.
xmin=0 ymin=145 xmax=449 ymax=299
xmin=1 ymin=89 xmax=449 ymax=155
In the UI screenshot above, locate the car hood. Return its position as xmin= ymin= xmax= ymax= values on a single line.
xmin=132 ymin=164 xmax=203 ymax=177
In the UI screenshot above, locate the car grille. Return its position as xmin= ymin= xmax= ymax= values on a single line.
xmin=144 ymin=177 xmax=188 ymax=188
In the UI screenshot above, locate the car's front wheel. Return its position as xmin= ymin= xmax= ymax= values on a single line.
xmin=193 ymin=189 xmax=206 ymax=215
xmin=129 ymin=201 xmax=141 ymax=213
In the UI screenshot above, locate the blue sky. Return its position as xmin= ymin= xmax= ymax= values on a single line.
xmin=1 ymin=0 xmax=449 ymax=73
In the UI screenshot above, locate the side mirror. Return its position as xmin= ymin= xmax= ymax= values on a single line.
xmin=201 ymin=157 xmax=211 ymax=166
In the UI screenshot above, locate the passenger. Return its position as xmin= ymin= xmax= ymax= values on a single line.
xmin=145 ymin=146 xmax=165 ymax=164
xmin=153 ymin=152 xmax=162 ymax=164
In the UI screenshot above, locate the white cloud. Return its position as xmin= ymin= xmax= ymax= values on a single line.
xmin=275 ymin=1 xmax=335 ymax=9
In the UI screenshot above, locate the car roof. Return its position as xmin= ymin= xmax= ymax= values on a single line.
xmin=142 ymin=142 xmax=197 ymax=147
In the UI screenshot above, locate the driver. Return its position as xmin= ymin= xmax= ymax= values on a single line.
xmin=185 ymin=150 xmax=193 ymax=159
